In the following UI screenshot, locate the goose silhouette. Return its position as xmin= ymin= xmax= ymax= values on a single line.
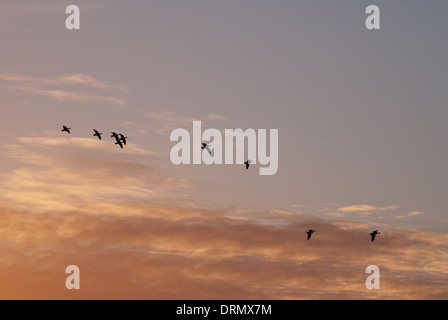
xmin=201 ymin=143 xmax=212 ymax=155
xmin=111 ymin=132 xmax=120 ymax=140
xmin=370 ymin=230 xmax=381 ymax=242
xmin=62 ymin=126 xmax=71 ymax=134
xmin=119 ymin=134 xmax=128 ymax=145
xmin=93 ymin=129 xmax=102 ymax=140
xmin=306 ymin=230 xmax=316 ymax=240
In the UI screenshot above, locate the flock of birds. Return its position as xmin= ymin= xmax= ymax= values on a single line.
xmin=62 ymin=126 xmax=383 ymax=242
xmin=62 ymin=130 xmax=251 ymax=168
xmin=62 ymin=125 xmax=128 ymax=149
xmin=306 ymin=229 xmax=381 ymax=242
xmin=202 ymin=143 xmax=253 ymax=170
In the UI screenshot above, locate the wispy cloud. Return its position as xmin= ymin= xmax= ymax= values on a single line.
xmin=0 ymin=73 xmax=128 ymax=93
xmin=0 ymin=135 xmax=188 ymax=212
xmin=146 ymin=111 xmax=232 ymax=135
xmin=395 ymin=211 xmax=424 ymax=219
xmin=206 ymin=114 xmax=231 ymax=122
xmin=338 ymin=205 xmax=399 ymax=214
xmin=0 ymin=73 xmax=127 ymax=107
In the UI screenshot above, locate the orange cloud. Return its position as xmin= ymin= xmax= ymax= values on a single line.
xmin=0 ymin=73 xmax=127 ymax=107
xmin=338 ymin=205 xmax=399 ymax=214
xmin=0 ymin=135 xmax=446 ymax=300
xmin=0 ymin=203 xmax=447 ymax=300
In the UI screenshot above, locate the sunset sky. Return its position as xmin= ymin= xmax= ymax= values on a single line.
xmin=0 ymin=0 xmax=447 ymax=299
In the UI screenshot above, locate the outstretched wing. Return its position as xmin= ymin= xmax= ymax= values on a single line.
xmin=205 ymin=146 xmax=212 ymax=155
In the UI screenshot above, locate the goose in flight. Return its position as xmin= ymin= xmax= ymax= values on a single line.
xmin=119 ymin=134 xmax=128 ymax=145
xmin=244 ymin=160 xmax=253 ymax=170
xmin=62 ymin=126 xmax=71 ymax=134
xmin=370 ymin=230 xmax=381 ymax=242
xmin=201 ymin=143 xmax=212 ymax=155
xmin=93 ymin=129 xmax=102 ymax=140
xmin=306 ymin=230 xmax=316 ymax=241
xmin=111 ymin=132 xmax=120 ymax=140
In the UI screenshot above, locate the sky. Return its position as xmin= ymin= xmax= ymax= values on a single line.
xmin=0 ymin=0 xmax=447 ymax=299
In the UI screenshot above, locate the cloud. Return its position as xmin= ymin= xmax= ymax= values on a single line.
xmin=338 ymin=205 xmax=399 ymax=214
xmin=5 ymin=85 xmax=126 ymax=107
xmin=0 ymin=136 xmax=445 ymax=300
xmin=146 ymin=111 xmax=197 ymax=134
xmin=206 ymin=114 xmax=231 ymax=122
xmin=0 ymin=135 xmax=189 ymax=212
xmin=0 ymin=73 xmax=128 ymax=93
xmin=0 ymin=73 xmax=127 ymax=107
xmin=0 ymin=203 xmax=447 ymax=299
xmin=395 ymin=211 xmax=424 ymax=219
xmin=146 ymin=111 xmax=232 ymax=135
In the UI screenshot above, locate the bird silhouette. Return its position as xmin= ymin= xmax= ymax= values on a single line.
xmin=370 ymin=230 xmax=381 ymax=242
xmin=306 ymin=230 xmax=316 ymax=240
xmin=244 ymin=160 xmax=253 ymax=170
xmin=93 ymin=129 xmax=102 ymax=140
xmin=201 ymin=143 xmax=212 ymax=155
xmin=62 ymin=126 xmax=71 ymax=134
xmin=119 ymin=134 xmax=128 ymax=145
xmin=115 ymin=140 xmax=124 ymax=149
xmin=111 ymin=132 xmax=120 ymax=140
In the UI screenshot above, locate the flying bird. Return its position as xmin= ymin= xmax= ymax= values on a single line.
xmin=306 ymin=230 xmax=316 ymax=240
xmin=93 ymin=129 xmax=102 ymax=140
xmin=119 ymin=134 xmax=128 ymax=145
xmin=370 ymin=230 xmax=381 ymax=242
xmin=201 ymin=143 xmax=212 ymax=155
xmin=111 ymin=132 xmax=120 ymax=140
xmin=62 ymin=126 xmax=71 ymax=134
xmin=244 ymin=160 xmax=253 ymax=170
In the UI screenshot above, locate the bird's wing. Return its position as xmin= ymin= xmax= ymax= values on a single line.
xmin=205 ymin=146 xmax=212 ymax=155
